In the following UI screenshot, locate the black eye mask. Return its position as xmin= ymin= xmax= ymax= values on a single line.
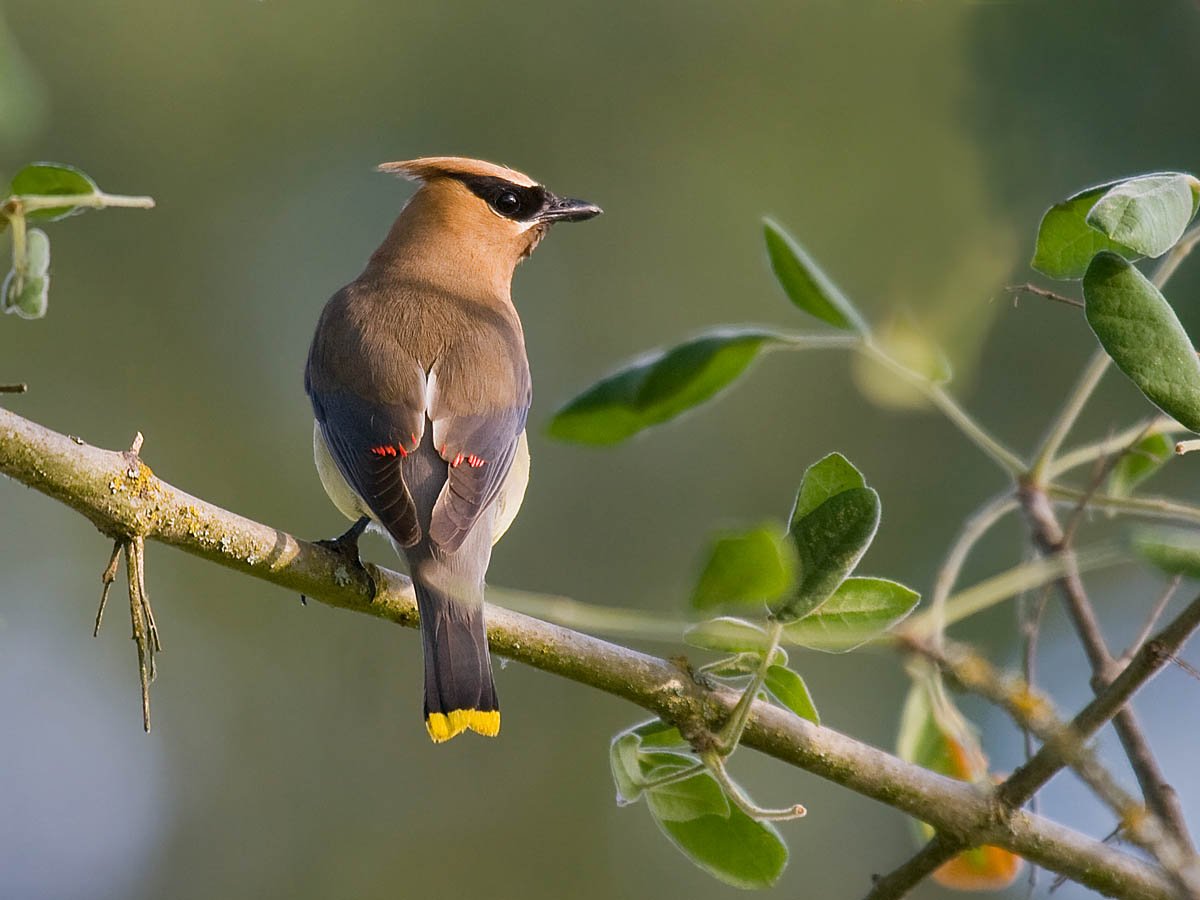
xmin=457 ymin=175 xmax=548 ymax=222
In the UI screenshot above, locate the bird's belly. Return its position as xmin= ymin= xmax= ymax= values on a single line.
xmin=491 ymin=431 xmax=529 ymax=546
xmin=313 ymin=421 xmax=373 ymax=523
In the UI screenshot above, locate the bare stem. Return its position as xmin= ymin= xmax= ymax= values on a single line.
xmin=1030 ymin=349 xmax=1111 ymax=484
xmin=1047 ymin=485 xmax=1200 ymax=525
xmin=863 ymin=833 xmax=960 ymax=900
xmin=903 ymin=633 xmax=1200 ymax=897
xmin=1048 ymin=417 xmax=1176 ymax=481
xmin=5 ymin=192 xmax=156 ymax=213
xmin=714 ymin=619 xmax=783 ymax=755
xmin=702 ymin=749 xmax=806 ymax=820
xmin=859 ymin=340 xmax=1026 ymax=475
xmin=925 ymin=492 xmax=1018 ymax=644
xmin=1021 ymin=483 xmax=1195 ymax=851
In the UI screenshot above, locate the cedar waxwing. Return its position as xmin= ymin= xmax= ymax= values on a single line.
xmin=305 ymin=157 xmax=601 ymax=742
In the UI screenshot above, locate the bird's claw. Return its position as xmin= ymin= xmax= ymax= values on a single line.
xmin=303 ymin=516 xmax=374 ymax=604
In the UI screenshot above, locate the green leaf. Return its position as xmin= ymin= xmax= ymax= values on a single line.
xmin=784 ymin=576 xmax=920 ymax=652
xmin=764 ymin=218 xmax=867 ymax=333
xmin=610 ymin=724 xmax=697 ymax=806
xmin=653 ymin=798 xmax=788 ymax=889
xmin=1108 ymin=432 xmax=1174 ymax=499
xmin=691 ymin=525 xmax=797 ymax=611
xmin=610 ymin=732 xmax=645 ymax=805
xmin=547 ymin=328 xmax=784 ymax=445
xmin=2 ymin=270 xmax=48 ymax=319
xmin=3 ymin=227 xmax=50 ymax=320
xmin=778 ymin=487 xmax=881 ymax=620
xmin=896 ymin=679 xmax=984 ymax=782
xmin=764 ymin=666 xmax=819 ymax=724
xmin=1132 ymin=527 xmax=1200 ymax=579
xmin=789 ymin=452 xmax=866 ymax=524
xmin=629 ymin=718 xmax=688 ymax=749
xmin=646 ymin=769 xmax=731 ymax=822
xmin=1032 ymin=181 xmax=1142 ymax=279
xmin=1084 ymin=252 xmax=1200 ymax=432
xmin=23 ymin=226 xmax=51 ymax=275
xmin=1086 ymin=173 xmax=1200 ymax=259
xmin=10 ymin=162 xmax=99 ymax=221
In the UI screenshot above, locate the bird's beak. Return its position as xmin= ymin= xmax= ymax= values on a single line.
xmin=537 ymin=194 xmax=603 ymax=223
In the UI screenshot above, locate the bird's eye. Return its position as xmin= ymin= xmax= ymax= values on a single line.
xmin=493 ymin=191 xmax=521 ymax=216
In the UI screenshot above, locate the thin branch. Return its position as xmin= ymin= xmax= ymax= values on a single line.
xmin=1047 ymin=485 xmax=1200 ymax=526
xmin=859 ymin=340 xmax=1027 ymax=475
xmin=0 ymin=383 xmax=28 ymax=393
xmin=1000 ymin=590 xmax=1200 ymax=808
xmin=1030 ymin=349 xmax=1111 ymax=484
xmin=1048 ymin=417 xmax=1176 ymax=481
xmin=1125 ymin=576 xmax=1183 ymax=661
xmin=1020 ymin=483 xmax=1196 ymax=851
xmin=0 ymin=406 xmax=1180 ymax=900
xmin=901 ymin=542 xmax=1126 ymax=638
xmin=903 ymin=633 xmax=1200 ymax=898
xmin=864 ymin=833 xmax=961 ymax=900
xmin=3 ymin=192 xmax=156 ymax=214
xmin=925 ymin=492 xmax=1018 ymax=645
xmin=877 ymin=590 xmax=1200 ymax=897
xmin=1006 ymin=282 xmax=1085 ymax=309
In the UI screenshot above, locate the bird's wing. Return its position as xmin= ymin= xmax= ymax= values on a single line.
xmin=309 ymin=387 xmax=427 ymax=548
xmin=427 ymin=401 xmax=529 ymax=552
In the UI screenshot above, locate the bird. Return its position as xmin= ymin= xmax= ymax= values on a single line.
xmin=305 ymin=157 xmax=601 ymax=742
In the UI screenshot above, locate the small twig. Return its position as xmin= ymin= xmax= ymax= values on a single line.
xmin=636 ymin=761 xmax=708 ymax=792
xmin=0 ymin=383 xmax=28 ymax=393
xmin=2 ymin=192 xmax=156 ymax=215
xmin=1167 ymin=654 xmax=1200 ymax=682
xmin=864 ymin=833 xmax=960 ymax=900
xmin=126 ymin=536 xmax=153 ymax=732
xmin=859 ymin=339 xmax=1027 ymax=475
xmin=926 ymin=492 xmax=1018 ymax=646
xmin=1048 ymin=484 xmax=1200 ymax=525
xmin=1001 ymin=591 xmax=1200 ymax=807
xmin=881 ymin=590 xmax=1200 ymax=897
xmin=93 ymin=540 xmax=123 ymax=637
xmin=701 ymin=750 xmax=806 ymax=821
xmin=903 ymin=633 xmax=1200 ymax=897
xmin=1176 ymin=439 xmax=1200 ymax=456
xmin=713 ymin=619 xmax=783 ymax=755
xmin=1030 ymin=349 xmax=1112 ymax=484
xmin=1006 ymin=282 xmax=1085 ymax=309
xmin=1048 ymin=417 xmax=1175 ymax=480
xmin=1061 ymin=422 xmax=1153 ymax=548
xmin=1021 ymin=483 xmax=1196 ymax=850
xmin=1124 ymin=576 xmax=1182 ymax=661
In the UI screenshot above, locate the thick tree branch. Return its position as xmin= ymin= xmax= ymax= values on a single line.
xmin=0 ymin=405 xmax=1182 ymax=900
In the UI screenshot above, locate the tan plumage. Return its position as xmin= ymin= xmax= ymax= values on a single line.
xmin=305 ymin=157 xmax=600 ymax=741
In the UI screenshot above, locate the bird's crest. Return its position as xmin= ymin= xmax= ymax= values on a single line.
xmin=378 ymin=156 xmax=537 ymax=188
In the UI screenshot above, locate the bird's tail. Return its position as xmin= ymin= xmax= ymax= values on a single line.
xmin=412 ymin=564 xmax=499 ymax=743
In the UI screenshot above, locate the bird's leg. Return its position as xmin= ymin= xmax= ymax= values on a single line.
xmin=302 ymin=516 xmax=374 ymax=605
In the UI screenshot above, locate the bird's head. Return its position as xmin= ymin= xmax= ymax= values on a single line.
xmin=378 ymin=157 xmax=602 ymax=265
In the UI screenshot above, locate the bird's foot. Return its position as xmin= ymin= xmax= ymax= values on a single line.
xmin=302 ymin=516 xmax=374 ymax=605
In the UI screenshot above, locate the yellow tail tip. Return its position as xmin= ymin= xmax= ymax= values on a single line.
xmin=426 ymin=709 xmax=501 ymax=743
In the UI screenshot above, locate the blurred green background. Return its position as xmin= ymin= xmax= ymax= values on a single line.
xmin=3 ymin=2 xmax=1200 ymax=898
